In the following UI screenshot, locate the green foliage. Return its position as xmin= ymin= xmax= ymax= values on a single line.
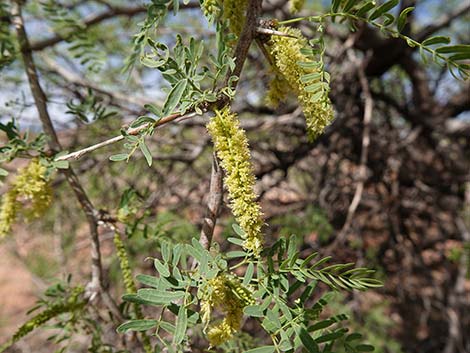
xmin=123 ymin=0 xmax=183 ymax=73
xmin=140 ymin=34 xmax=219 ymax=115
xmin=0 ymin=279 xmax=86 ymax=353
xmin=280 ymin=0 xmax=470 ymax=79
xmin=0 ymin=120 xmax=48 ymax=175
xmin=328 ymin=294 xmax=404 ymax=353
xmin=273 ymin=205 xmax=334 ymax=244
xmin=66 ymin=89 xmax=118 ymax=124
xmin=118 ymin=230 xmax=381 ymax=351
xmin=40 ymin=0 xmax=105 ymax=72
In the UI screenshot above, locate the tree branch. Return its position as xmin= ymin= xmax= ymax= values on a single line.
xmin=199 ymin=154 xmax=223 ymax=250
xmin=338 ymin=51 xmax=374 ymax=241
xmin=29 ymin=2 xmax=200 ymax=51
xmin=224 ymin=0 xmax=263 ymax=89
xmin=11 ymin=0 xmax=121 ymax=319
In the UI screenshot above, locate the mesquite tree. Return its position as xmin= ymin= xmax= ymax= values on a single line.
xmin=0 ymin=1 xmax=468 ymax=352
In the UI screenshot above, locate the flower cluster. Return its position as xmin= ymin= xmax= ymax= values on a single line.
xmin=222 ymin=0 xmax=248 ymax=37
xmin=0 ymin=191 xmax=19 ymax=238
xmin=265 ymin=72 xmax=291 ymax=108
xmin=207 ymin=106 xmax=264 ymax=255
xmin=201 ymin=0 xmax=248 ymax=37
xmin=201 ymin=0 xmax=221 ymax=20
xmin=113 ymin=233 xmax=137 ymax=294
xmin=290 ymin=0 xmax=306 ymax=13
xmin=200 ymin=273 xmax=254 ymax=346
xmin=267 ymin=26 xmax=334 ymax=141
xmin=0 ymin=159 xmax=52 ymax=237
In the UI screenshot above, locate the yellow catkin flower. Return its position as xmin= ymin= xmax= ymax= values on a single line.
xmin=0 ymin=159 xmax=52 ymax=238
xmin=201 ymin=0 xmax=221 ymax=20
xmin=113 ymin=232 xmax=152 ymax=353
xmin=207 ymin=107 xmax=264 ymax=255
xmin=200 ymin=274 xmax=254 ymax=346
xmin=267 ymin=26 xmax=334 ymax=141
xmin=0 ymin=189 xmax=19 ymax=238
xmin=222 ymin=0 xmax=248 ymax=37
xmin=290 ymin=0 xmax=306 ymax=13
xmin=266 ymin=72 xmax=291 ymax=108
xmin=113 ymin=233 xmax=137 ymax=294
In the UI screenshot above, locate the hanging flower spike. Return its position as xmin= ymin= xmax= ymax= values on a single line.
xmin=200 ymin=273 xmax=254 ymax=346
xmin=113 ymin=233 xmax=137 ymax=294
xmin=0 ymin=189 xmax=19 ymax=238
xmin=267 ymin=26 xmax=334 ymax=141
xmin=0 ymin=159 xmax=52 ymax=238
xmin=207 ymin=106 xmax=264 ymax=255
xmin=201 ymin=0 xmax=221 ymax=21
xmin=14 ymin=159 xmax=52 ymax=220
xmin=223 ymin=0 xmax=248 ymax=37
xmin=266 ymin=71 xmax=291 ymax=108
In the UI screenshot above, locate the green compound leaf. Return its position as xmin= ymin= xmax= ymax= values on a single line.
xmin=227 ymin=237 xmax=245 ymax=246
xmin=243 ymin=262 xmax=254 ymax=286
xmin=315 ymin=328 xmax=348 ymax=343
xmin=342 ymin=0 xmax=361 ymax=13
xmin=135 ymin=274 xmax=161 ymax=288
xmin=356 ymin=344 xmax=375 ymax=352
xmin=356 ymin=1 xmax=376 ymax=17
xmin=226 ymin=251 xmax=246 ymax=259
xmin=232 ymin=223 xmax=245 ymax=237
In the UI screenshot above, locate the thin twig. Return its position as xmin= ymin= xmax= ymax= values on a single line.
xmin=55 ymin=111 xmax=197 ymax=161
xmin=255 ymin=27 xmax=298 ymax=38
xmin=41 ymin=55 xmax=155 ymax=107
xmin=338 ymin=51 xmax=374 ymax=241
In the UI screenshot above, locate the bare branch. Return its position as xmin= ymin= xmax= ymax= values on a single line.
xmin=338 ymin=51 xmax=374 ymax=241
xmin=41 ymin=55 xmax=155 ymax=107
